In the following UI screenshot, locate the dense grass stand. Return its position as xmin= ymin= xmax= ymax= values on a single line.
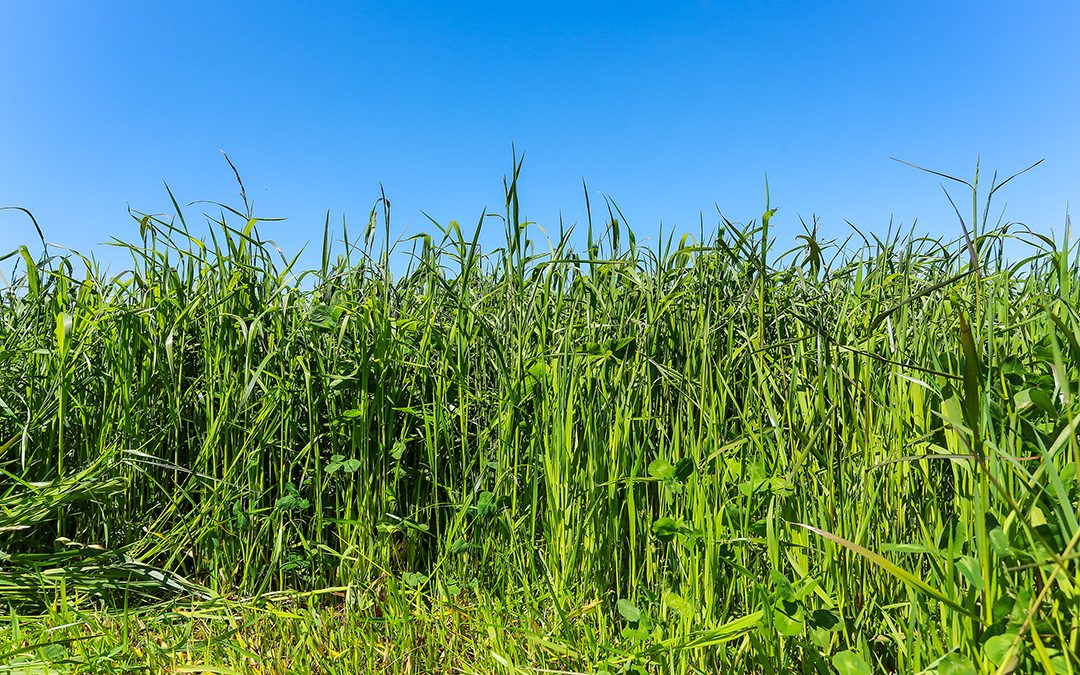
xmin=1 ymin=168 xmax=1078 ymax=673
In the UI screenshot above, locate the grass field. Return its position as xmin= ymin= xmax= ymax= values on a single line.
xmin=2 ymin=165 xmax=1079 ymax=673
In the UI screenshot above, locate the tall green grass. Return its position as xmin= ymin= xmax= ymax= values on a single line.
xmin=1 ymin=164 xmax=1078 ymax=673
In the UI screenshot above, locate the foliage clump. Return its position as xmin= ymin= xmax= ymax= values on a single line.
xmin=1 ymin=165 xmax=1078 ymax=672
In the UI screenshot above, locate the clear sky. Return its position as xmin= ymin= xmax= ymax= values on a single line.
xmin=2 ymin=1 xmax=1078 ymax=268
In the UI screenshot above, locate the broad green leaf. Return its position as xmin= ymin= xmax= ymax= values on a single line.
xmin=1000 ymin=355 xmax=1025 ymax=379
xmin=770 ymin=569 xmax=795 ymax=600
xmin=937 ymin=653 xmax=977 ymax=675
xmin=648 ymin=458 xmax=675 ymax=480
xmin=984 ymin=632 xmax=1021 ymax=667
xmin=402 ymin=571 xmax=426 ymax=587
xmin=663 ymin=591 xmax=694 ymax=618
xmin=524 ymin=361 xmax=548 ymax=390
xmin=475 ymin=491 xmax=499 ymax=518
xmin=809 ymin=626 xmax=832 ymax=649
xmin=616 ymin=598 xmax=641 ymax=623
xmin=1015 ymin=388 xmax=1056 ymax=415
xmin=810 ymin=609 xmax=840 ymax=631
xmin=992 ymin=595 xmax=1016 ymax=620
xmin=621 ymin=624 xmax=649 ymax=641
xmin=988 ymin=527 xmax=1011 ymax=558
xmin=772 ymin=605 xmax=804 ymax=636
xmin=1008 ymin=589 xmax=1032 ymax=625
xmin=607 ymin=336 xmax=635 ymax=358
xmin=1029 ymin=505 xmax=1047 ymax=528
xmin=955 ymin=555 xmax=984 ymax=591
xmin=275 ymin=492 xmax=309 ymax=513
xmin=831 ymin=650 xmax=871 ymax=675
xmin=674 ymin=457 xmax=695 ymax=482
xmin=652 ymin=517 xmax=681 ymax=542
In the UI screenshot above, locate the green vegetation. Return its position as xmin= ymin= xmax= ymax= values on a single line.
xmin=2 ymin=163 xmax=1079 ymax=673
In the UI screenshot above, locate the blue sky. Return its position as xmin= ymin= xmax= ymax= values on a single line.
xmin=2 ymin=1 xmax=1078 ymax=268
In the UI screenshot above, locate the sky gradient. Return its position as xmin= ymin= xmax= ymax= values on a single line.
xmin=2 ymin=1 xmax=1078 ymax=267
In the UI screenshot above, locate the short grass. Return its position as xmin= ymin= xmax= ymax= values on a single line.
xmin=2 ymin=163 xmax=1078 ymax=673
